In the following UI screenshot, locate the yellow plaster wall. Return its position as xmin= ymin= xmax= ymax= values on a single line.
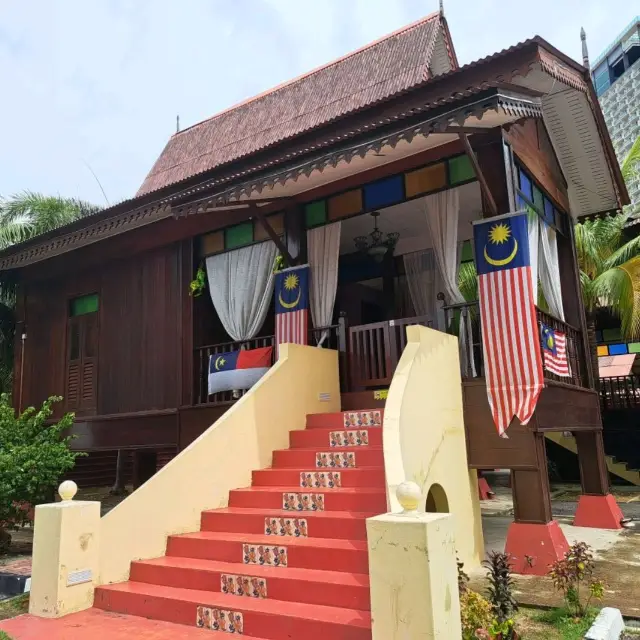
xmin=30 ymin=501 xmax=101 ymax=618
xmin=99 ymin=343 xmax=340 ymax=585
xmin=383 ymin=324 xmax=484 ymax=568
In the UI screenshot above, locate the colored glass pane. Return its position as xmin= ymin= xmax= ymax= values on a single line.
xmin=602 ymin=327 xmax=622 ymax=342
xmin=543 ymin=197 xmax=555 ymax=225
xmin=628 ymin=342 xmax=640 ymax=354
xmin=328 ymin=190 xmax=362 ymax=220
xmin=404 ymin=162 xmax=446 ymax=197
xmin=305 ymin=201 xmax=327 ymax=228
xmin=70 ymin=293 xmax=99 ymax=317
xmin=448 ymin=155 xmax=475 ymax=185
xmin=597 ymin=345 xmax=609 ymax=356
xmin=595 ymin=330 xmax=603 ymax=343
xmin=608 ymin=343 xmax=628 ymax=355
xmin=532 ymin=185 xmax=544 ymax=213
xmin=201 ymin=231 xmax=224 ymax=256
xmin=254 ymin=213 xmax=285 ymax=242
xmin=225 ymin=222 xmax=253 ymax=249
xmin=363 ymin=175 xmax=404 ymax=210
xmin=519 ymin=170 xmax=533 ymax=199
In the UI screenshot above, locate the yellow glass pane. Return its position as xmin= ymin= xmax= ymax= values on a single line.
xmin=255 ymin=212 xmax=285 ymax=241
xmin=405 ymin=163 xmax=447 ymax=198
xmin=328 ymin=189 xmax=363 ymax=220
xmin=596 ymin=345 xmax=609 ymax=356
xmin=200 ymin=231 xmax=224 ymax=256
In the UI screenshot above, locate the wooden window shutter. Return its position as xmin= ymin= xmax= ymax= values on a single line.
xmin=65 ymin=305 xmax=99 ymax=414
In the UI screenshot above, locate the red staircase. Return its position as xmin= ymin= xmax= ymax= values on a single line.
xmin=95 ymin=409 xmax=386 ymax=639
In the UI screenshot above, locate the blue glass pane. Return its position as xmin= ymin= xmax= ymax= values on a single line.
xmin=516 ymin=193 xmax=527 ymax=211
xmin=363 ymin=175 xmax=404 ymax=210
xmin=608 ymin=343 xmax=628 ymax=355
xmin=543 ymin=198 xmax=555 ymax=225
xmin=519 ymin=170 xmax=533 ymax=199
xmin=595 ymin=330 xmax=603 ymax=343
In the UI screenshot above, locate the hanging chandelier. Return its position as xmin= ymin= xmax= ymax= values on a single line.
xmin=353 ymin=211 xmax=400 ymax=262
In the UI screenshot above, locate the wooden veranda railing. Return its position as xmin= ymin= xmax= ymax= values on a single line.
xmin=442 ymin=301 xmax=589 ymax=388
xmin=347 ymin=315 xmax=433 ymax=390
xmin=600 ymin=375 xmax=640 ymax=409
xmin=193 ymin=323 xmax=344 ymax=405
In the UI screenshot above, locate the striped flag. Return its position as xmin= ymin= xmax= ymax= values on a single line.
xmin=473 ymin=212 xmax=544 ymax=437
xmin=275 ymin=265 xmax=309 ymax=349
xmin=540 ymin=324 xmax=571 ymax=377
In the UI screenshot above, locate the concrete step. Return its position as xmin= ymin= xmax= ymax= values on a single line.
xmin=305 ymin=410 xmax=383 ymax=430
xmin=271 ymin=447 xmax=383 ymax=469
xmin=251 ymin=467 xmax=385 ymax=489
xmin=290 ymin=427 xmax=381 ymax=449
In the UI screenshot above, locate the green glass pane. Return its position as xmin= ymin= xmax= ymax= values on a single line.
xmin=448 ymin=155 xmax=475 ymax=185
xmin=305 ymin=200 xmax=327 ymax=228
xmin=602 ymin=327 xmax=622 ymax=342
xmin=70 ymin=293 xmax=99 ymax=317
xmin=225 ymin=222 xmax=253 ymax=249
xmin=628 ymin=343 xmax=640 ymax=354
xmin=532 ymin=185 xmax=544 ymax=213
xmin=460 ymin=240 xmax=473 ymax=263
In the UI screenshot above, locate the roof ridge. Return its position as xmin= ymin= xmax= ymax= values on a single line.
xmin=173 ymin=11 xmax=440 ymax=138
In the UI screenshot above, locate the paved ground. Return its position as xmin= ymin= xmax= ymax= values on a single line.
xmin=470 ymin=514 xmax=640 ymax=618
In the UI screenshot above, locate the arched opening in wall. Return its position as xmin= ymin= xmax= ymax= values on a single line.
xmin=425 ymin=483 xmax=449 ymax=513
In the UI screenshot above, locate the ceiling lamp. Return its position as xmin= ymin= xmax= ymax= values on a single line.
xmin=354 ymin=211 xmax=400 ymax=262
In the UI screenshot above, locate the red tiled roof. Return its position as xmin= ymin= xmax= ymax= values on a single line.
xmin=137 ymin=12 xmax=454 ymax=196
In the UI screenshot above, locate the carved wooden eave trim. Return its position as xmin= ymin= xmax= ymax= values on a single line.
xmin=0 ymin=204 xmax=172 ymax=271
xmin=172 ymin=90 xmax=544 ymax=216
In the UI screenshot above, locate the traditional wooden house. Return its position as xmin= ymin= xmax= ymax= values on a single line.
xmin=5 ymin=11 xmax=628 ymax=565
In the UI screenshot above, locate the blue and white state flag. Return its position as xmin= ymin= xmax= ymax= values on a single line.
xmin=208 ymin=346 xmax=273 ymax=395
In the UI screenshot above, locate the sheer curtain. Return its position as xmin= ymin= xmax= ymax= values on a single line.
xmin=307 ymin=222 xmax=342 ymax=345
xmin=403 ymin=249 xmax=439 ymax=324
xmin=205 ymin=241 xmax=277 ymax=342
xmin=539 ymin=221 xmax=565 ymax=320
xmin=422 ymin=188 xmax=475 ymax=376
xmin=527 ymin=210 xmax=540 ymax=303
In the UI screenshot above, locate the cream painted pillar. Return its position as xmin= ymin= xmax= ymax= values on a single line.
xmin=29 ymin=481 xmax=100 ymax=618
xmin=367 ymin=482 xmax=462 ymax=640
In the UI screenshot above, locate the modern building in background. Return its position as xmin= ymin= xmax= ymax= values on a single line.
xmin=590 ymin=16 xmax=640 ymax=213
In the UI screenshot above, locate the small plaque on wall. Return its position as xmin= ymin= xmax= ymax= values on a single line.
xmin=67 ymin=569 xmax=92 ymax=586
xmin=373 ymin=390 xmax=388 ymax=400
xmin=318 ymin=393 xmax=331 ymax=402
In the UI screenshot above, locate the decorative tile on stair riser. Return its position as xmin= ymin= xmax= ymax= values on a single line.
xmin=300 ymin=471 xmax=342 ymax=488
xmin=242 ymin=543 xmax=288 ymax=567
xmin=221 ymin=574 xmax=267 ymax=599
xmin=196 ymin=606 xmax=244 ymax=634
xmin=330 ymin=430 xmax=369 ymax=447
xmin=264 ymin=516 xmax=308 ymax=537
xmin=343 ymin=410 xmax=381 ymax=427
xmin=316 ymin=452 xmax=356 ymax=468
xmin=283 ymin=492 xmax=325 ymax=511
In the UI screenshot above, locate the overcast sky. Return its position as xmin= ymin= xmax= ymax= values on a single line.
xmin=0 ymin=1 xmax=635 ymax=205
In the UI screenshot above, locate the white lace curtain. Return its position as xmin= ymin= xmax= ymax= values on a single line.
xmin=307 ymin=222 xmax=342 ymax=345
xmin=205 ymin=241 xmax=277 ymax=342
xmin=539 ymin=221 xmax=564 ymax=320
xmin=421 ymin=188 xmax=476 ymax=376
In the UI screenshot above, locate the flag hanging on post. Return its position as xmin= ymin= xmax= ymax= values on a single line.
xmin=473 ymin=212 xmax=544 ymax=437
xmin=275 ymin=264 xmax=310 ymax=348
xmin=540 ymin=324 xmax=571 ymax=377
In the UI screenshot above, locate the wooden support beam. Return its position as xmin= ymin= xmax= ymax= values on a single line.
xmin=458 ymin=132 xmax=499 ymax=217
xmin=251 ymin=205 xmax=294 ymax=266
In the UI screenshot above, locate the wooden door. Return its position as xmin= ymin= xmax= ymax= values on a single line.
xmin=66 ymin=311 xmax=98 ymax=414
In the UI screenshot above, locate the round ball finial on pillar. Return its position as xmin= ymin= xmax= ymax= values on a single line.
xmin=397 ymin=481 xmax=422 ymax=515
xmin=58 ymin=480 xmax=78 ymax=502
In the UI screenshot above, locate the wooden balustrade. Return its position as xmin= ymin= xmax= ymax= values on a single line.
xmin=600 ymin=375 xmax=640 ymax=410
xmin=193 ymin=323 xmax=344 ymax=405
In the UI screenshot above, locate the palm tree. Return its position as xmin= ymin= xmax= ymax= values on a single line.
xmin=0 ymin=192 xmax=102 ymax=393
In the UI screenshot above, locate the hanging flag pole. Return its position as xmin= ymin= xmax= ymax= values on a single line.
xmin=473 ymin=212 xmax=544 ymax=437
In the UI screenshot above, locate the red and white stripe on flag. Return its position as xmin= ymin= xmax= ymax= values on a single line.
xmin=479 ymin=265 xmax=544 ymax=437
xmin=276 ymin=309 xmax=308 ymax=347
xmin=543 ymin=330 xmax=570 ymax=377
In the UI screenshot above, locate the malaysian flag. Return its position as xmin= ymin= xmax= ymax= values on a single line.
xmin=473 ymin=212 xmax=544 ymax=437
xmin=540 ymin=324 xmax=571 ymax=377
xmin=275 ymin=265 xmax=309 ymax=350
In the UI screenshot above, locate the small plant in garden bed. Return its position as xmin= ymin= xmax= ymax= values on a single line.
xmin=549 ymin=541 xmax=605 ymax=619
xmin=0 ymin=395 xmax=81 ymax=548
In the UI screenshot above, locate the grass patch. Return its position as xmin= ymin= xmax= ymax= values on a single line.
xmin=0 ymin=594 xmax=29 ymax=621
xmin=515 ymin=606 xmax=597 ymax=639
xmin=0 ymin=632 xmax=13 ymax=640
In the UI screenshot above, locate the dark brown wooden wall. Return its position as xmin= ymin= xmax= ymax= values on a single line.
xmin=20 ymin=243 xmax=182 ymax=418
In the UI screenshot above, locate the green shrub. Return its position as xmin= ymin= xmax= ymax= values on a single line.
xmin=460 ymin=590 xmax=494 ymax=640
xmin=0 ymin=395 xmax=80 ymax=538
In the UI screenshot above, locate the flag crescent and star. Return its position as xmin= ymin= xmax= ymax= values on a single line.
xmin=275 ymin=265 xmax=310 ymax=350
xmin=473 ymin=212 xmax=544 ymax=438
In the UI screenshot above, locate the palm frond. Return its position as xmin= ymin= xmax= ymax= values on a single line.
xmin=602 ymin=234 xmax=640 ymax=271
xmin=621 ymin=135 xmax=640 ymax=184
xmin=458 ymin=261 xmax=478 ymax=302
xmin=593 ymin=256 xmax=640 ymax=339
